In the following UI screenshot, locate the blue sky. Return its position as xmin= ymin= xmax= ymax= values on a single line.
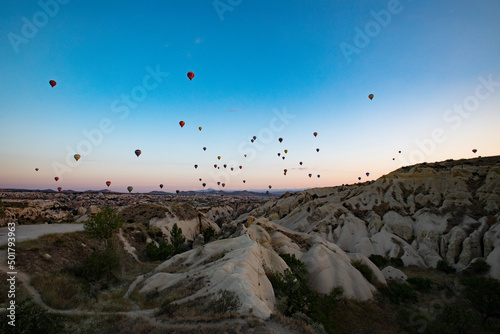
xmin=1 ymin=0 xmax=499 ymax=192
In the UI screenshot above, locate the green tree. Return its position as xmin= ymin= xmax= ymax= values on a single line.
xmin=170 ymin=223 xmax=186 ymax=254
xmin=84 ymin=206 xmax=123 ymax=248
xmin=461 ymin=277 xmax=500 ymax=325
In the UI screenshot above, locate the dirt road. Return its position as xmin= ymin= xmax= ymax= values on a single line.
xmin=0 ymin=223 xmax=84 ymax=247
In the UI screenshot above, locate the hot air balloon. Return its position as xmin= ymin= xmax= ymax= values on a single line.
xmin=308 ymin=174 xmax=312 ymax=178
xmin=159 ymin=184 xmax=164 ymax=189
xmin=277 ymin=153 xmax=281 ymax=157
xmin=282 ymin=157 xmax=285 ymax=160
xmin=266 ymin=191 xmax=269 ymax=194
xmin=57 ymin=187 xmax=62 ymax=192
xmin=472 ymin=149 xmax=477 ymax=153
xmin=239 ymin=166 xmax=242 ymax=169
xmin=358 ymin=177 xmax=361 ymax=180
xmin=198 ymin=126 xmax=202 ymax=131
xmin=221 ymin=183 xmax=225 ymax=187
xmin=49 ymin=80 xmax=56 ymax=87
xmin=230 ymin=167 xmax=234 ymax=171
xmin=179 ymin=121 xmax=185 ymax=128
xmin=194 ymin=164 xmax=198 ymax=169
xmin=244 ymin=154 xmax=247 ymax=157
xmin=74 ymin=154 xmax=81 ymax=161
xmin=251 ymin=139 xmax=254 ymax=143
xmin=106 ymin=181 xmax=111 ymax=187
xmin=268 ymin=185 xmax=272 ymax=189
xmin=366 ymin=172 xmax=370 ymax=177
xmin=187 ymin=72 xmax=195 ymax=80
xmin=399 ymin=151 xmax=401 ymax=154
xmin=278 ymin=138 xmax=283 ymax=143
xmin=316 ymin=148 xmax=320 ymax=152
xmin=217 ymin=181 xmax=221 ymax=186
xmin=135 ymin=149 xmax=141 ymax=157
xmin=253 ymin=136 xmax=257 ymax=140
xmin=368 ymin=94 xmax=374 ymax=100
xmin=313 ymin=132 xmax=318 ymax=137
xmin=199 ymin=178 xmax=202 ymax=181
xmin=127 ymin=186 xmax=133 ymax=193
xmin=284 ymin=149 xmax=288 ymax=154
xmin=299 ymin=162 xmax=303 ymax=166
xmin=203 ymin=147 xmax=207 ymax=151
xmin=54 ymin=177 xmax=59 ymax=181
xmin=35 ymin=168 xmax=39 ymax=171
xmin=243 ymin=180 xmax=246 ymax=183
xmin=317 ymin=175 xmax=320 ymax=178
xmin=392 ymin=158 xmax=395 ymax=160
xmin=202 ymin=183 xmax=206 ymax=187
xmin=214 ymin=164 xmax=218 ymax=168
xmin=176 ymin=190 xmax=180 ymax=194
xmin=223 ymin=164 xmax=227 ymax=168
xmin=217 ymin=156 xmax=221 ymax=160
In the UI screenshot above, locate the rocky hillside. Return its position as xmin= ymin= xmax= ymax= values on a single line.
xmin=239 ymin=156 xmax=500 ymax=279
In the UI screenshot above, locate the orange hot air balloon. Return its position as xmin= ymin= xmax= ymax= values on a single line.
xmin=106 ymin=181 xmax=111 ymax=187
xmin=198 ymin=126 xmax=202 ymax=131
xmin=284 ymin=149 xmax=288 ymax=154
xmin=135 ymin=149 xmax=141 ymax=157
xmin=217 ymin=156 xmax=221 ymax=160
xmin=159 ymin=184 xmax=164 ymax=189
xmin=284 ymin=169 xmax=288 ymax=173
xmin=368 ymin=94 xmax=374 ymax=100
xmin=179 ymin=121 xmax=185 ymax=128
xmin=313 ymin=132 xmax=318 ymax=137
xmin=54 ymin=177 xmax=59 ymax=181
xmin=278 ymin=138 xmax=283 ymax=143
xmin=127 ymin=186 xmax=133 ymax=193
xmin=187 ymin=72 xmax=195 ymax=80
xmin=49 ymin=80 xmax=56 ymax=87
xmin=57 ymin=187 xmax=62 ymax=192
xmin=244 ymin=154 xmax=247 ymax=157
xmin=35 ymin=168 xmax=39 ymax=171
xmin=214 ymin=164 xmax=218 ymax=168
xmin=74 ymin=154 xmax=81 ymax=161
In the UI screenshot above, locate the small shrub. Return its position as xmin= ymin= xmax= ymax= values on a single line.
xmin=461 ymin=277 xmax=500 ymax=324
xmin=466 ymin=259 xmax=491 ymax=275
xmin=352 ymin=260 xmax=373 ymax=283
xmin=389 ymin=257 xmax=404 ymax=268
xmin=407 ymin=277 xmax=433 ymax=292
xmin=156 ymin=299 xmax=176 ymax=317
xmin=379 ymin=281 xmax=418 ymax=305
xmin=209 ymin=289 xmax=242 ymax=314
xmin=437 ymin=260 xmax=455 ymax=274
xmin=369 ymin=254 xmax=389 ymax=268
xmin=145 ymin=240 xmax=174 ymax=261
xmin=75 ymin=248 xmax=121 ymax=282
xmin=202 ymin=226 xmax=215 ymax=242
xmin=84 ymin=206 xmax=123 ymax=248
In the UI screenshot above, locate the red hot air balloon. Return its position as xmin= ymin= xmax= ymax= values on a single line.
xmin=472 ymin=149 xmax=477 ymax=153
xmin=57 ymin=187 xmax=62 ymax=192
xmin=106 ymin=181 xmax=111 ymax=187
xmin=313 ymin=132 xmax=318 ymax=137
xmin=49 ymin=80 xmax=56 ymax=87
xmin=35 ymin=168 xmax=39 ymax=171
xmin=54 ymin=177 xmax=59 ymax=181
xmin=239 ymin=166 xmax=242 ymax=169
xmin=187 ymin=72 xmax=195 ymax=80
xmin=214 ymin=164 xmax=217 ymax=168
xmin=221 ymin=183 xmax=226 ymax=187
xmin=277 ymin=153 xmax=281 ymax=157
xmin=179 ymin=121 xmax=185 ymax=128
xmin=135 ymin=149 xmax=141 ymax=157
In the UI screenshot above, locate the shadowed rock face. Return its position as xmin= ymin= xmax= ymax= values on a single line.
xmin=239 ymin=156 xmax=500 ymax=279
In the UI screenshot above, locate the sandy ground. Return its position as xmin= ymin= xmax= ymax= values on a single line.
xmin=0 ymin=223 xmax=84 ymax=247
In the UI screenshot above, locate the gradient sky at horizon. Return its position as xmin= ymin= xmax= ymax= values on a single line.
xmin=1 ymin=0 xmax=499 ymax=193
